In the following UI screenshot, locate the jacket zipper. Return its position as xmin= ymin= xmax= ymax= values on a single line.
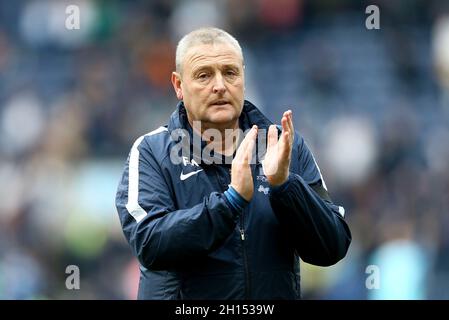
xmin=240 ymin=227 xmax=245 ymax=240
xmin=213 ymin=165 xmax=250 ymax=299
xmin=239 ymin=211 xmax=251 ymax=299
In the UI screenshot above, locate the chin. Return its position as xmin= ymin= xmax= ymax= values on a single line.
xmin=207 ymin=110 xmax=239 ymax=125
xmin=210 ymin=113 xmax=238 ymax=124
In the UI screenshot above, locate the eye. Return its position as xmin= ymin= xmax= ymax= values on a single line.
xmin=197 ymin=72 xmax=210 ymax=80
xmin=225 ymin=69 xmax=237 ymax=76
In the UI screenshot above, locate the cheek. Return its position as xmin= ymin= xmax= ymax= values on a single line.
xmin=231 ymin=78 xmax=244 ymax=91
xmin=231 ymin=84 xmax=244 ymax=100
xmin=196 ymin=87 xmax=212 ymax=104
xmin=188 ymin=87 xmax=210 ymax=114
xmin=181 ymin=85 xmax=198 ymax=104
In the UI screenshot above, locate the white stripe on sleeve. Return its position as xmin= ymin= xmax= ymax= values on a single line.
xmin=310 ymin=151 xmax=328 ymax=191
xmin=338 ymin=206 xmax=345 ymax=217
xmin=126 ymin=126 xmax=168 ymax=222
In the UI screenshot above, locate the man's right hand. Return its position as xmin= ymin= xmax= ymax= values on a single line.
xmin=230 ymin=125 xmax=258 ymax=201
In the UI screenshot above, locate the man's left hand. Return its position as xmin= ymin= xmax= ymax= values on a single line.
xmin=262 ymin=110 xmax=294 ymax=186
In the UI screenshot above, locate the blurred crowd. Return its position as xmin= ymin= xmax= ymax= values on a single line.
xmin=0 ymin=0 xmax=448 ymax=299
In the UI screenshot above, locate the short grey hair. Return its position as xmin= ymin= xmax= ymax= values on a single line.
xmin=175 ymin=27 xmax=244 ymax=73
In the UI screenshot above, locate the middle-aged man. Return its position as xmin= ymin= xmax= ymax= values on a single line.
xmin=116 ymin=27 xmax=351 ymax=299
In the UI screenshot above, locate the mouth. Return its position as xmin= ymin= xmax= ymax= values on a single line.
xmin=210 ymin=100 xmax=231 ymax=107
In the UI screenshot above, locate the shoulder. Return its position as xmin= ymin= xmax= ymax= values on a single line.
xmin=141 ymin=126 xmax=170 ymax=146
xmin=288 ymin=129 xmax=323 ymax=183
xmin=129 ymin=126 xmax=170 ymax=160
xmin=293 ymin=130 xmax=306 ymax=151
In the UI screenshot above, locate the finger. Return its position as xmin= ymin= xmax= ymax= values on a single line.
xmin=237 ymin=125 xmax=256 ymax=151
xmin=281 ymin=110 xmax=293 ymax=144
xmin=281 ymin=115 xmax=289 ymax=134
xmin=245 ymin=125 xmax=258 ymax=147
xmin=287 ymin=110 xmax=294 ymax=142
xmin=267 ymin=124 xmax=277 ymax=152
xmin=245 ymin=129 xmax=257 ymax=163
xmin=280 ymin=112 xmax=292 ymax=142
xmin=288 ymin=110 xmax=295 ymax=136
xmin=278 ymin=130 xmax=292 ymax=158
xmin=236 ymin=126 xmax=257 ymax=161
xmin=282 ymin=110 xmax=292 ymax=132
xmin=242 ymin=126 xmax=258 ymax=163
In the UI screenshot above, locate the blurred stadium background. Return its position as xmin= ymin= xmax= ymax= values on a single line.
xmin=0 ymin=0 xmax=449 ymax=299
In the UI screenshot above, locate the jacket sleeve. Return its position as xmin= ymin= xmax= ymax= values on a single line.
xmin=269 ymin=133 xmax=351 ymax=266
xmin=115 ymin=135 xmax=240 ymax=271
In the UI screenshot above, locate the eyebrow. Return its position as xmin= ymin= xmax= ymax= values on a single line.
xmin=192 ymin=64 xmax=240 ymax=74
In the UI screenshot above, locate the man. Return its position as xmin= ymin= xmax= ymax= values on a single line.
xmin=116 ymin=27 xmax=351 ymax=299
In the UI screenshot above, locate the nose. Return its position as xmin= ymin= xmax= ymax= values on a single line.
xmin=212 ymin=73 xmax=226 ymax=94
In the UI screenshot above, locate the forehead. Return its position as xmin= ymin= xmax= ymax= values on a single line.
xmin=183 ymin=43 xmax=243 ymax=71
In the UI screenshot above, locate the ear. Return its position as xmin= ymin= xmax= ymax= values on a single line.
xmin=171 ymin=72 xmax=183 ymax=100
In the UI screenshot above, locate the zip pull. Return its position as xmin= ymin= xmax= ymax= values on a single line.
xmin=240 ymin=228 xmax=245 ymax=241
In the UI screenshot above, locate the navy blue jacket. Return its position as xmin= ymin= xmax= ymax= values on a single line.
xmin=115 ymin=100 xmax=351 ymax=299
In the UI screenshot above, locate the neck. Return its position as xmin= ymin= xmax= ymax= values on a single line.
xmin=189 ymin=118 xmax=241 ymax=156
